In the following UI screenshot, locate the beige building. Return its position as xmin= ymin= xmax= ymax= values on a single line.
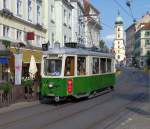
xmin=125 ymin=11 xmax=150 ymax=66
xmin=134 ymin=22 xmax=150 ymax=67
xmin=0 ymin=0 xmax=46 ymax=83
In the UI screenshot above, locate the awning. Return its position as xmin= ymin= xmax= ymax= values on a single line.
xmin=0 ymin=36 xmax=14 ymax=43
xmin=0 ymin=50 xmax=10 ymax=56
xmin=10 ymin=48 xmax=42 ymax=63
xmin=0 ymin=57 xmax=8 ymax=64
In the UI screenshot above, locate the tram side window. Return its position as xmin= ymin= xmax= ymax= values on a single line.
xmin=64 ymin=56 xmax=75 ymax=76
xmin=77 ymin=57 xmax=86 ymax=75
xmin=92 ymin=58 xmax=99 ymax=74
xmin=100 ymin=58 xmax=106 ymax=73
xmin=107 ymin=59 xmax=112 ymax=72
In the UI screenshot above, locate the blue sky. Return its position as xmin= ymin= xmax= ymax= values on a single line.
xmin=91 ymin=0 xmax=150 ymax=47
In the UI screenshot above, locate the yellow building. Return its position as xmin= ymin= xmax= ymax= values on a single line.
xmin=0 ymin=0 xmax=46 ymax=83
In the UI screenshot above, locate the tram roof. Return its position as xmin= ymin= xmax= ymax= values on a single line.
xmin=43 ymin=48 xmax=114 ymax=58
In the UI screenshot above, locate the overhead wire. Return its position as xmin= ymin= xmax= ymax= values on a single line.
xmin=112 ymin=0 xmax=134 ymax=21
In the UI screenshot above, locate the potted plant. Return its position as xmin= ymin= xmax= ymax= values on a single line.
xmin=0 ymin=82 xmax=12 ymax=94
xmin=22 ymin=77 xmax=33 ymax=99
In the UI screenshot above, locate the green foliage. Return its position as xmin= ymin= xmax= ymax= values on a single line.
xmin=99 ymin=40 xmax=109 ymax=52
xmin=0 ymin=82 xmax=12 ymax=93
xmin=22 ymin=78 xmax=33 ymax=87
xmin=2 ymin=40 xmax=11 ymax=48
xmin=146 ymin=52 xmax=150 ymax=68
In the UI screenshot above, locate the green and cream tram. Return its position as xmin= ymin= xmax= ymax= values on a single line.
xmin=40 ymin=47 xmax=116 ymax=102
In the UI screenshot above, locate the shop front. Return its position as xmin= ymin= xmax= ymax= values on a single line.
xmin=10 ymin=47 xmax=42 ymax=82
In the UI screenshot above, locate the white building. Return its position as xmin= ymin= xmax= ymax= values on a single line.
xmin=84 ymin=3 xmax=101 ymax=48
xmin=0 ymin=0 xmax=46 ymax=83
xmin=45 ymin=0 xmax=73 ymax=48
xmin=70 ymin=0 xmax=85 ymax=46
xmin=113 ymin=13 xmax=126 ymax=64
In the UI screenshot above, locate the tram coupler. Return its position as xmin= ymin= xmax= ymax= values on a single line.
xmin=55 ymin=96 xmax=60 ymax=102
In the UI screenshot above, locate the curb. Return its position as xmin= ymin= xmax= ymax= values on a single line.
xmin=0 ymin=101 xmax=39 ymax=114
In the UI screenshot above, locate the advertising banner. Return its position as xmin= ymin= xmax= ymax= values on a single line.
xmin=14 ymin=54 xmax=23 ymax=85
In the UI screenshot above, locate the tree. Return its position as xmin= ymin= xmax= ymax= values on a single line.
xmin=146 ymin=51 xmax=150 ymax=68
xmin=99 ymin=40 xmax=109 ymax=53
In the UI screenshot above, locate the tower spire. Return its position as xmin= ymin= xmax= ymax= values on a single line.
xmin=118 ymin=10 xmax=120 ymax=16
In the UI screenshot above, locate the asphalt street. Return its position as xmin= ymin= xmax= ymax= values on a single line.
xmin=0 ymin=68 xmax=149 ymax=129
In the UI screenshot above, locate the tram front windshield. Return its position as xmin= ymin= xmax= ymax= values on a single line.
xmin=44 ymin=58 xmax=62 ymax=76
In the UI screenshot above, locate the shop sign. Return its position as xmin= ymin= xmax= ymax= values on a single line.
xmin=26 ymin=32 xmax=35 ymax=40
xmin=14 ymin=54 xmax=23 ymax=85
xmin=0 ymin=57 xmax=8 ymax=64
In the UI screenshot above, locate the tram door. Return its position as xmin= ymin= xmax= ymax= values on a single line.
xmin=64 ymin=56 xmax=75 ymax=76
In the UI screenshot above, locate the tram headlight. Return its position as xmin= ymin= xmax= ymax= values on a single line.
xmin=48 ymin=83 xmax=53 ymax=88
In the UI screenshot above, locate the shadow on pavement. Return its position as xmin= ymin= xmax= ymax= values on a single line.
xmin=116 ymin=92 xmax=149 ymax=103
xmin=126 ymin=107 xmax=150 ymax=118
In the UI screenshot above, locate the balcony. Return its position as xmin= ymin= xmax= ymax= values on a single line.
xmin=0 ymin=8 xmax=13 ymax=18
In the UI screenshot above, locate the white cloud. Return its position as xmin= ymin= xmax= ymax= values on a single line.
xmin=102 ymin=34 xmax=115 ymax=48
xmin=103 ymin=34 xmax=115 ymax=42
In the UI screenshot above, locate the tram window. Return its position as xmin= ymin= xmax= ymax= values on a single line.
xmin=44 ymin=59 xmax=62 ymax=76
xmin=77 ymin=57 xmax=86 ymax=75
xmin=107 ymin=59 xmax=112 ymax=72
xmin=100 ymin=58 xmax=106 ymax=73
xmin=64 ymin=56 xmax=75 ymax=76
xmin=92 ymin=58 xmax=99 ymax=74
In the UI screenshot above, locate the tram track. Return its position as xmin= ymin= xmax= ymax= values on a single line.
xmin=84 ymin=93 xmax=147 ymax=129
xmin=0 ymin=90 xmax=114 ymax=129
xmin=0 ymin=102 xmax=74 ymax=129
xmin=0 ymin=70 xmax=147 ymax=129
xmin=36 ymin=88 xmax=146 ymax=129
xmin=0 ymin=87 xmax=144 ymax=129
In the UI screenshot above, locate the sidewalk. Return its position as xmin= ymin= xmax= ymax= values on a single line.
xmin=115 ymin=103 xmax=150 ymax=129
xmin=0 ymin=100 xmax=39 ymax=114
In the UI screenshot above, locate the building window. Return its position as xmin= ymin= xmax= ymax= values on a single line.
xmin=36 ymin=35 xmax=40 ymax=46
xmin=64 ymin=35 xmax=67 ymax=43
xmin=68 ymin=13 xmax=71 ymax=27
xmin=3 ymin=25 xmax=9 ymax=37
xmin=118 ymin=34 xmax=120 ymax=38
xmin=100 ymin=58 xmax=106 ymax=73
xmin=118 ymin=55 xmax=120 ymax=59
xmin=118 ymin=28 xmax=120 ymax=31
xmin=92 ymin=58 xmax=99 ymax=74
xmin=51 ymin=33 xmax=55 ymax=46
xmin=64 ymin=9 xmax=67 ymax=25
xmin=145 ymin=39 xmax=150 ymax=46
xmin=28 ymin=0 xmax=32 ymax=21
xmin=145 ymin=31 xmax=150 ymax=37
xmin=77 ymin=57 xmax=86 ymax=75
xmin=69 ymin=37 xmax=71 ymax=42
xmin=3 ymin=0 xmax=6 ymax=8
xmin=51 ymin=5 xmax=55 ymax=22
xmin=16 ymin=30 xmax=22 ymax=41
xmin=17 ymin=0 xmax=22 ymax=16
xmin=37 ymin=3 xmax=41 ymax=24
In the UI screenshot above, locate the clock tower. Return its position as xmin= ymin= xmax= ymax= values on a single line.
xmin=113 ymin=12 xmax=126 ymax=65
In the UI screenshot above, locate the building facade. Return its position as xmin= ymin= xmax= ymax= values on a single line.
xmin=0 ymin=0 xmax=46 ymax=83
xmin=84 ymin=3 xmax=101 ymax=48
xmin=125 ymin=23 xmax=136 ymax=66
xmin=125 ymin=11 xmax=150 ymax=66
xmin=113 ymin=13 xmax=126 ymax=65
xmin=45 ymin=0 xmax=73 ymax=48
xmin=70 ymin=0 xmax=85 ymax=46
xmin=134 ymin=22 xmax=150 ymax=67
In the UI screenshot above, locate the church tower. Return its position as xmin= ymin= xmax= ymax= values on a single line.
xmin=113 ymin=12 xmax=126 ymax=65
